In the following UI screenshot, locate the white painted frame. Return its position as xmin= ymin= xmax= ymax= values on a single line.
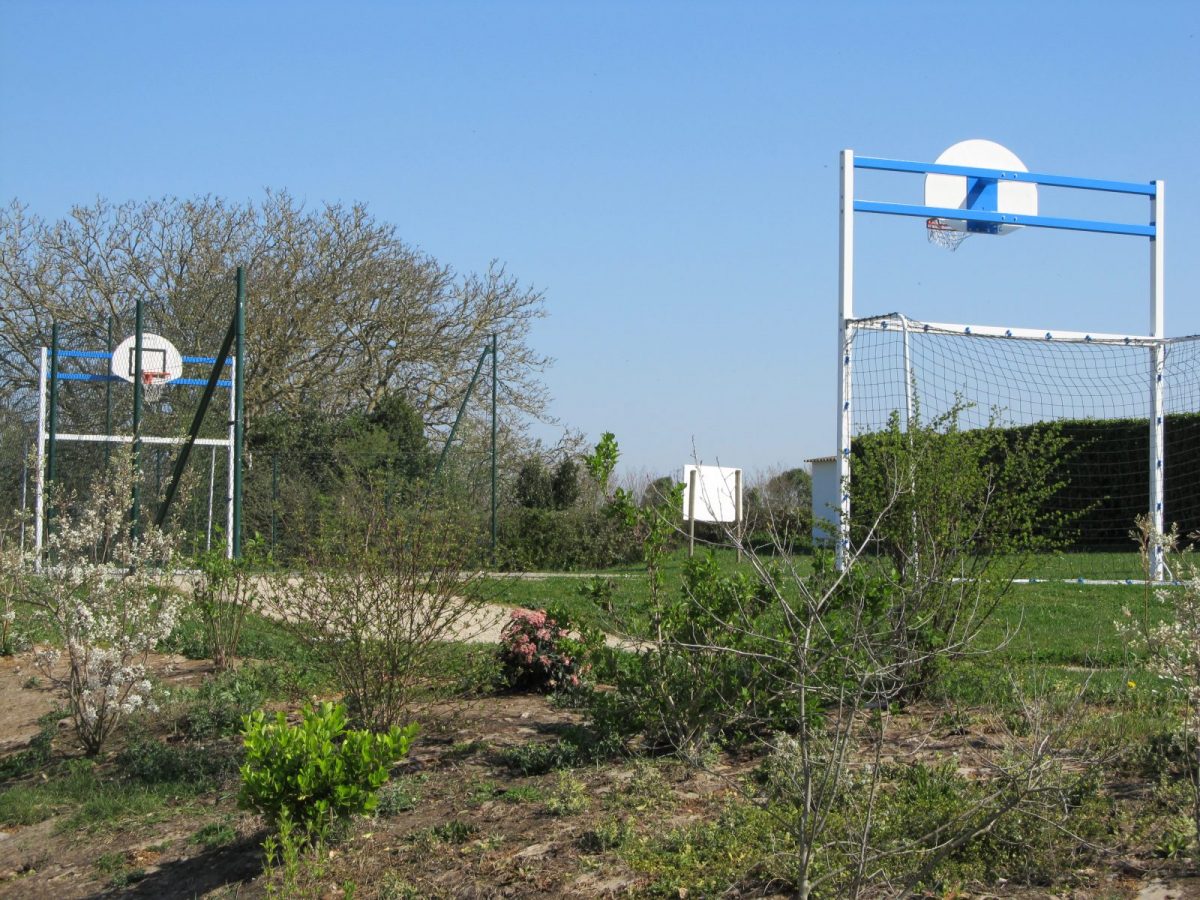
xmin=837 ymin=148 xmax=1166 ymax=579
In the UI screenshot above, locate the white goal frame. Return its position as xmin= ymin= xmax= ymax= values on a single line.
xmin=838 ymin=149 xmax=1165 ymax=578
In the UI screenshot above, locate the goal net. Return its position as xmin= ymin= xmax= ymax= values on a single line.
xmin=845 ymin=315 xmax=1200 ymax=580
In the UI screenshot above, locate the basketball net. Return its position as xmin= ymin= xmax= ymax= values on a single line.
xmin=141 ymin=371 xmax=169 ymax=403
xmin=926 ymin=217 xmax=970 ymax=252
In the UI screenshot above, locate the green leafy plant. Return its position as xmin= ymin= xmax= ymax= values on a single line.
xmin=579 ymin=814 xmax=635 ymax=852
xmin=189 ymin=537 xmax=267 ymax=671
xmin=1117 ymin=515 xmax=1200 ymax=862
xmin=578 ymin=575 xmax=619 ymax=614
xmin=850 ymin=404 xmax=1078 ymax=699
xmin=376 ymin=773 xmax=427 ymax=816
xmin=267 ymin=484 xmax=488 ymax=731
xmin=191 ymin=821 xmax=238 ymax=849
xmin=238 ymin=701 xmax=417 ymax=841
xmin=584 ymin=432 xmax=620 ymax=500
xmin=545 ymin=771 xmax=589 ymax=815
xmin=117 ymin=731 xmax=240 ymax=788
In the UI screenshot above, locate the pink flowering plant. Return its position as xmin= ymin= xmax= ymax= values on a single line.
xmin=499 ymin=606 xmax=600 ymax=694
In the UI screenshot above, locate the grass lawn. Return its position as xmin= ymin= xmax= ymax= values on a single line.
xmin=485 ymin=547 xmax=1162 ymax=666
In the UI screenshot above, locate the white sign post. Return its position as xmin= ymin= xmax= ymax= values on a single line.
xmin=681 ymin=464 xmax=743 ymax=558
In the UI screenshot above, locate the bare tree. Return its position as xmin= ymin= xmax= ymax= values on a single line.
xmin=0 ymin=195 xmax=551 ymax=444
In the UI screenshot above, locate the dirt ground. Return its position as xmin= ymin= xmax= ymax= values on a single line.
xmin=3 ymin=651 xmax=1200 ymax=898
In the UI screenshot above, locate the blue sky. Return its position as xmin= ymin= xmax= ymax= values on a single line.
xmin=2 ymin=1 xmax=1198 ymax=478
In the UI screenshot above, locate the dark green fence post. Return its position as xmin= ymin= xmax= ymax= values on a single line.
xmin=46 ymin=322 xmax=60 ymax=537
xmin=271 ymin=452 xmax=278 ymax=553
xmin=232 ymin=266 xmax=245 ymax=558
xmin=104 ymin=316 xmax=113 ymax=469
xmin=131 ymin=297 xmax=145 ymax=540
xmin=490 ymin=332 xmax=498 ymax=556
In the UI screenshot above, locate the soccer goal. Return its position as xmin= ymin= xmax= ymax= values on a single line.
xmin=837 ymin=141 xmax=1175 ymax=581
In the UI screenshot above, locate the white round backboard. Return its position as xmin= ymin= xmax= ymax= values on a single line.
xmin=110 ymin=332 xmax=184 ymax=385
xmin=924 ymin=139 xmax=1037 ymax=235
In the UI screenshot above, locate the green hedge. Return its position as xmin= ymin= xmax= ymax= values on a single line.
xmin=853 ymin=413 xmax=1200 ymax=551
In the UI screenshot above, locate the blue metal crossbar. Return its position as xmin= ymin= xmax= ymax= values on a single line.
xmin=853 ymin=200 xmax=1155 ymax=237
xmin=854 ymin=156 xmax=1157 ymax=196
xmin=54 ymin=372 xmax=230 ymax=388
xmin=56 ymin=372 xmax=120 ymax=382
xmin=56 ymin=350 xmax=111 ymax=360
xmin=852 ymin=155 xmax=1156 ymax=238
xmin=174 ymin=377 xmax=232 ymax=387
xmin=53 ymin=349 xmax=231 ymax=365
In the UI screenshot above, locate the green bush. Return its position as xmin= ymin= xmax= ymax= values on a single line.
xmin=495 ymin=506 xmax=641 ymax=571
xmin=118 ymin=733 xmax=240 ymax=787
xmin=498 ymin=724 xmax=623 ymax=776
xmin=868 ymin=761 xmax=1110 ymax=889
xmin=172 ymin=664 xmax=299 ymax=740
xmin=238 ymin=701 xmax=418 ymax=840
xmin=600 ymin=554 xmax=807 ymax=754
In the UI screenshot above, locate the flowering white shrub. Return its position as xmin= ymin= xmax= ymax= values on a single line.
xmin=28 ymin=454 xmax=180 ymax=755
xmin=1117 ymin=515 xmax=1200 ymax=859
xmin=0 ymin=543 xmax=23 ymax=655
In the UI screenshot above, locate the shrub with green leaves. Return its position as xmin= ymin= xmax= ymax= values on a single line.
xmin=850 ymin=404 xmax=1078 ymax=700
xmin=238 ymin=701 xmax=417 ymax=840
xmin=188 ymin=538 xmax=267 ymax=672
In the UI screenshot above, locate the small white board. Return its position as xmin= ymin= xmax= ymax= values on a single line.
xmin=110 ymin=332 xmax=184 ymax=385
xmin=924 ymin=139 xmax=1037 ymax=235
xmin=682 ymin=464 xmax=742 ymax=523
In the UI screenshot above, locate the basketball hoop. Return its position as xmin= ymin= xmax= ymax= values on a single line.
xmin=110 ymin=332 xmax=183 ymax=403
xmin=926 ymin=217 xmax=970 ymax=252
xmin=141 ymin=371 xmax=171 ymax=403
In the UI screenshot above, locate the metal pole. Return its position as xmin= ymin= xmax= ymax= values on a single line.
xmin=155 ymin=312 xmax=237 ymax=527
xmin=132 ymin=297 xmax=145 ymax=540
xmin=687 ymin=468 xmax=697 ymax=558
xmin=836 ymin=149 xmax=855 ymax=572
xmin=901 ymin=313 xmax=919 ymax=579
xmin=19 ymin=448 xmax=28 ymax=556
xmin=734 ymin=468 xmax=743 ymax=562
xmin=206 ymin=445 xmax=216 ymax=552
xmin=233 ymin=267 xmax=245 ymax=558
xmin=104 ymin=316 xmax=113 ymax=469
xmin=46 ymin=324 xmax=60 ymax=540
xmin=34 ymin=347 xmax=47 ymax=569
xmin=900 ymin=314 xmax=915 ymax=427
xmin=226 ymin=354 xmax=235 ymax=559
xmin=1150 ymin=180 xmax=1166 ymax=581
xmin=490 ymin=332 xmax=497 ymax=556
xmin=434 ymin=344 xmax=491 ymax=477
xmin=271 ymin=452 xmax=278 ymax=553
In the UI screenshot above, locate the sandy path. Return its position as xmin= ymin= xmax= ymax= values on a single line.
xmin=171 ymin=572 xmax=641 ymax=647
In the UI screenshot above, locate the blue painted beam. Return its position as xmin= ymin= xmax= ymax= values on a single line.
xmin=55 ymin=372 xmax=230 ymax=388
xmin=853 ymin=200 xmax=1155 ymax=237
xmin=54 ymin=349 xmax=231 ymax=365
xmin=172 ymin=377 xmax=232 ymax=387
xmin=55 ymin=349 xmax=111 ymax=360
xmin=855 ymin=156 xmax=1157 ymax=196
xmin=56 ymin=372 xmax=121 ymax=382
